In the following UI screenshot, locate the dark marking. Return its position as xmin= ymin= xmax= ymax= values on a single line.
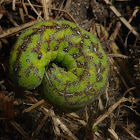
xmin=96 ymin=74 xmax=103 ymax=82
xmin=83 ymin=34 xmax=90 ymax=39
xmin=47 ymin=47 xmax=50 ymax=51
xmin=96 ymin=52 xmax=103 ymax=59
xmin=53 ymin=46 xmax=58 ymax=51
xmin=38 ymin=52 xmax=42 ymax=60
xmin=25 ymin=63 xmax=34 ymax=77
xmin=63 ymin=47 xmax=69 ymax=52
xmin=26 ymin=59 xmax=30 ymax=62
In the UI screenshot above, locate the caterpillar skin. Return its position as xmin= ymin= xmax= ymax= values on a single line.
xmin=9 ymin=20 xmax=109 ymax=109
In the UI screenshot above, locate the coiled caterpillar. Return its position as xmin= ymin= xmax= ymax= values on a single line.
xmin=9 ymin=20 xmax=109 ymax=109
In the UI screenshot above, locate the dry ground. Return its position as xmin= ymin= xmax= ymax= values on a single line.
xmin=0 ymin=0 xmax=140 ymax=139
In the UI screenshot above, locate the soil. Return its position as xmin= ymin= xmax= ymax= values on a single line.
xmin=0 ymin=0 xmax=140 ymax=139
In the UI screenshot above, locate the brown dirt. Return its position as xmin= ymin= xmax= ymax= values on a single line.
xmin=0 ymin=0 xmax=140 ymax=139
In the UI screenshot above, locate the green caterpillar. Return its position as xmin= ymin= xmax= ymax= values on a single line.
xmin=9 ymin=20 xmax=109 ymax=110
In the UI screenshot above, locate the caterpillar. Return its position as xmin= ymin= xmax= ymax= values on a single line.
xmin=9 ymin=20 xmax=109 ymax=110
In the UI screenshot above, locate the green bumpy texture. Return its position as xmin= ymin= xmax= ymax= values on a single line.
xmin=9 ymin=20 xmax=109 ymax=109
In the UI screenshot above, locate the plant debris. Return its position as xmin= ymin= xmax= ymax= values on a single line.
xmin=0 ymin=0 xmax=140 ymax=139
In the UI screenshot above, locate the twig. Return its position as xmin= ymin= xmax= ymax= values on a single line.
xmin=123 ymin=87 xmax=136 ymax=96
xmin=22 ymin=0 xmax=29 ymax=15
xmin=109 ymin=21 xmax=121 ymax=42
xmin=41 ymin=0 xmax=49 ymax=20
xmin=19 ymin=8 xmax=25 ymax=23
xmin=8 ymin=1 xmax=78 ymax=25
xmin=27 ymin=0 xmax=43 ymax=20
xmin=50 ymin=8 xmax=78 ymax=25
xmin=108 ymin=57 xmax=134 ymax=96
xmin=103 ymin=0 xmax=139 ymax=37
xmin=92 ymin=97 xmax=133 ymax=128
xmin=108 ymin=54 xmax=129 ymax=59
xmin=98 ymin=22 xmax=137 ymax=94
xmin=0 ymin=19 xmax=42 ymax=39
xmin=54 ymin=0 xmax=66 ymax=20
xmin=128 ymin=6 xmax=139 ymax=23
xmin=66 ymin=112 xmax=87 ymax=126
xmin=14 ymin=1 xmax=43 ymax=8
xmin=119 ymin=125 xmax=140 ymax=140
xmin=10 ymin=121 xmax=28 ymax=137
xmin=0 ymin=0 xmax=4 ymax=4
xmin=123 ymin=105 xmax=140 ymax=117
xmin=108 ymin=128 xmax=120 ymax=140
xmin=22 ymin=99 xmax=45 ymax=113
xmin=4 ymin=10 xmax=19 ymax=27
xmin=33 ymin=109 xmax=51 ymax=136
xmin=43 ymin=107 xmax=78 ymax=140
xmin=12 ymin=0 xmax=16 ymax=11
